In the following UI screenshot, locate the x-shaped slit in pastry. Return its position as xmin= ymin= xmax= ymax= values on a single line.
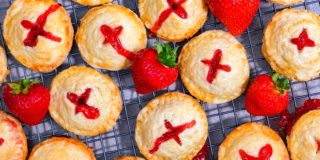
xmin=239 ymin=144 xmax=273 ymax=159
xmin=20 ymin=4 xmax=62 ymax=47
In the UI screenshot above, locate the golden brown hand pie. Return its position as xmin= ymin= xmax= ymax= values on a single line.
xmin=287 ymin=110 xmax=320 ymax=160
xmin=49 ymin=66 xmax=122 ymax=136
xmin=3 ymin=0 xmax=74 ymax=73
xmin=219 ymin=122 xmax=289 ymax=160
xmin=0 ymin=46 xmax=9 ymax=85
xmin=268 ymin=0 xmax=304 ymax=6
xmin=114 ymin=156 xmax=145 ymax=160
xmin=28 ymin=137 xmax=95 ymax=160
xmin=263 ymin=9 xmax=320 ymax=81
xmin=138 ymin=0 xmax=208 ymax=42
xmin=73 ymin=0 xmax=112 ymax=6
xmin=178 ymin=30 xmax=250 ymax=104
xmin=135 ymin=92 xmax=208 ymax=160
xmin=0 ymin=111 xmax=27 ymax=160
xmin=76 ymin=4 xmax=147 ymax=71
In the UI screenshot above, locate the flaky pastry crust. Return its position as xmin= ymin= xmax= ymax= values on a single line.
xmin=0 ymin=46 xmax=9 ymax=85
xmin=73 ymin=0 xmax=112 ymax=6
xmin=219 ymin=122 xmax=289 ymax=160
xmin=135 ymin=92 xmax=208 ymax=160
xmin=49 ymin=66 xmax=122 ymax=136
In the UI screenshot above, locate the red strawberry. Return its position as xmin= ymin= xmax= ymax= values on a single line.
xmin=132 ymin=42 xmax=178 ymax=94
xmin=208 ymin=0 xmax=260 ymax=36
xmin=245 ymin=73 xmax=290 ymax=116
xmin=3 ymin=79 xmax=50 ymax=125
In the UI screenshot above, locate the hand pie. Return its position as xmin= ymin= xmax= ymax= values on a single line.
xmin=73 ymin=0 xmax=112 ymax=6
xmin=28 ymin=137 xmax=95 ymax=160
xmin=0 ymin=46 xmax=9 ymax=85
xmin=219 ymin=122 xmax=289 ymax=160
xmin=3 ymin=0 xmax=74 ymax=73
xmin=135 ymin=92 xmax=208 ymax=159
xmin=178 ymin=30 xmax=250 ymax=104
xmin=0 ymin=111 xmax=27 ymax=160
xmin=49 ymin=66 xmax=122 ymax=136
xmin=76 ymin=4 xmax=147 ymax=71
xmin=263 ymin=9 xmax=320 ymax=81
xmin=114 ymin=156 xmax=145 ymax=160
xmin=138 ymin=0 xmax=208 ymax=42
xmin=287 ymin=110 xmax=320 ymax=160
xmin=268 ymin=0 xmax=304 ymax=5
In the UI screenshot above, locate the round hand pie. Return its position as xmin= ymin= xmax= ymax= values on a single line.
xmin=135 ymin=92 xmax=208 ymax=160
xmin=287 ymin=110 xmax=320 ymax=160
xmin=268 ymin=0 xmax=304 ymax=5
xmin=114 ymin=156 xmax=145 ymax=160
xmin=138 ymin=0 xmax=208 ymax=42
xmin=0 ymin=46 xmax=9 ymax=85
xmin=3 ymin=0 xmax=74 ymax=73
xmin=76 ymin=5 xmax=147 ymax=71
xmin=0 ymin=111 xmax=27 ymax=160
xmin=178 ymin=30 xmax=250 ymax=104
xmin=263 ymin=9 xmax=320 ymax=81
xmin=73 ymin=0 xmax=112 ymax=6
xmin=49 ymin=66 xmax=122 ymax=136
xmin=28 ymin=137 xmax=95 ymax=160
xmin=219 ymin=122 xmax=289 ymax=160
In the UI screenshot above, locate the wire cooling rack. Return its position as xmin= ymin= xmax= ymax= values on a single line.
xmin=1 ymin=0 xmax=320 ymax=159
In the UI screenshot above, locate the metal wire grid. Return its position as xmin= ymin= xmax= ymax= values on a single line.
xmin=0 ymin=0 xmax=320 ymax=159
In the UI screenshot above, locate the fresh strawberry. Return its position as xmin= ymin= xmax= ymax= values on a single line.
xmin=3 ymin=79 xmax=50 ymax=125
xmin=207 ymin=0 xmax=260 ymax=36
xmin=132 ymin=42 xmax=178 ymax=94
xmin=245 ymin=73 xmax=290 ymax=116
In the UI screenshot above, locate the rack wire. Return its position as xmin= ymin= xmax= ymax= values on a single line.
xmin=1 ymin=0 xmax=320 ymax=159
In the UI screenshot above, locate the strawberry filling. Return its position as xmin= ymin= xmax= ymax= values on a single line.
xmin=150 ymin=0 xmax=188 ymax=33
xmin=21 ymin=4 xmax=61 ymax=47
xmin=239 ymin=144 xmax=273 ymax=160
xmin=201 ymin=49 xmax=231 ymax=83
xmin=278 ymin=99 xmax=320 ymax=136
xmin=193 ymin=143 xmax=208 ymax=160
xmin=290 ymin=28 xmax=315 ymax=51
xmin=149 ymin=119 xmax=196 ymax=154
xmin=67 ymin=88 xmax=100 ymax=120
xmin=100 ymin=24 xmax=135 ymax=61
xmin=0 ymin=138 xmax=4 ymax=146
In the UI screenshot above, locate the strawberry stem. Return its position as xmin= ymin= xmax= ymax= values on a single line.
xmin=155 ymin=42 xmax=178 ymax=68
xmin=272 ymin=73 xmax=290 ymax=95
xmin=8 ymin=79 xmax=40 ymax=95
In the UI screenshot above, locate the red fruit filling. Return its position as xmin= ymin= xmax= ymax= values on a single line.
xmin=278 ymin=99 xmax=320 ymax=135
xmin=0 ymin=138 xmax=4 ymax=146
xmin=150 ymin=0 xmax=188 ymax=33
xmin=149 ymin=119 xmax=196 ymax=154
xmin=239 ymin=144 xmax=273 ymax=160
xmin=193 ymin=143 xmax=208 ymax=160
xmin=201 ymin=49 xmax=231 ymax=83
xmin=100 ymin=24 xmax=135 ymax=61
xmin=21 ymin=4 xmax=61 ymax=47
xmin=67 ymin=88 xmax=100 ymax=120
xmin=290 ymin=28 xmax=315 ymax=51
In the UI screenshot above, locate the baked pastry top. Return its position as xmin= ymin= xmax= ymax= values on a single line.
xmin=135 ymin=92 xmax=208 ymax=160
xmin=263 ymin=9 xmax=320 ymax=81
xmin=73 ymin=0 xmax=112 ymax=6
xmin=114 ymin=156 xmax=145 ymax=160
xmin=288 ymin=110 xmax=320 ymax=160
xmin=28 ymin=137 xmax=95 ymax=160
xmin=3 ymin=0 xmax=73 ymax=73
xmin=219 ymin=122 xmax=289 ymax=160
xmin=0 ymin=46 xmax=9 ymax=85
xmin=178 ymin=30 xmax=250 ymax=104
xmin=0 ymin=111 xmax=27 ymax=160
xmin=138 ymin=0 xmax=208 ymax=42
xmin=49 ymin=66 xmax=122 ymax=136
xmin=268 ymin=0 xmax=304 ymax=6
xmin=76 ymin=4 xmax=147 ymax=71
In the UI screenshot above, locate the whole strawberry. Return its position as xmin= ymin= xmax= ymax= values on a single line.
xmin=245 ymin=73 xmax=290 ymax=116
xmin=3 ymin=79 xmax=50 ymax=125
xmin=132 ymin=42 xmax=178 ymax=94
xmin=208 ymin=0 xmax=260 ymax=36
